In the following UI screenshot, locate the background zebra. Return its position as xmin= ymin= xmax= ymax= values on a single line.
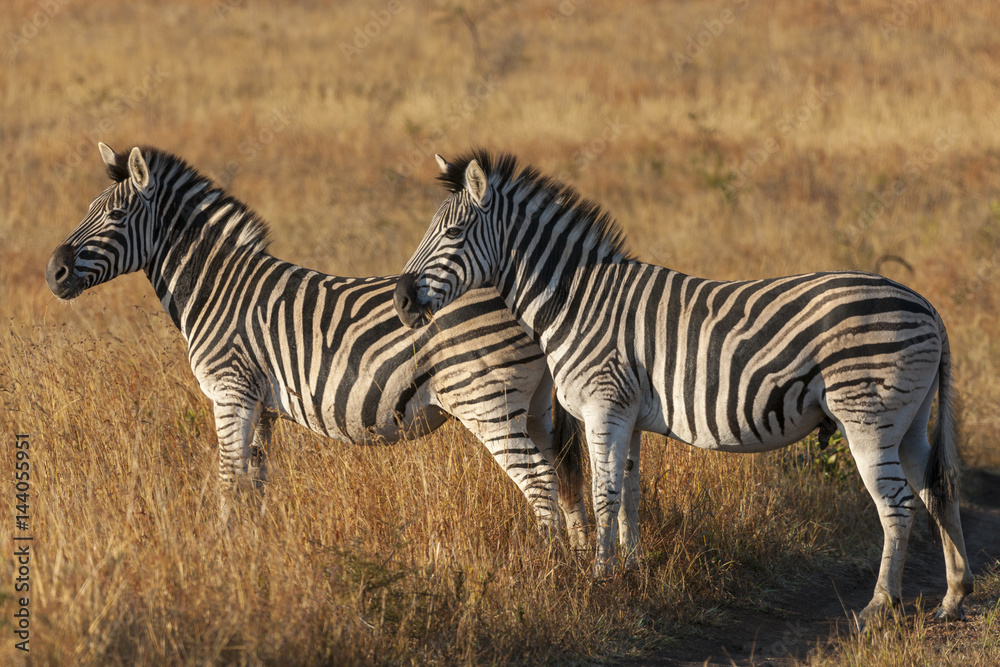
xmin=394 ymin=149 xmax=973 ymax=629
xmin=45 ymin=144 xmax=588 ymax=544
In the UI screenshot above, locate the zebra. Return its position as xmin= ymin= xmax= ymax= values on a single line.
xmin=393 ymin=149 xmax=973 ymax=628
xmin=45 ymin=143 xmax=589 ymax=544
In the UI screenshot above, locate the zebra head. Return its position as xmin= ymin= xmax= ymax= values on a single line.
xmin=46 ymin=143 xmax=156 ymax=300
xmin=394 ymin=153 xmax=501 ymax=328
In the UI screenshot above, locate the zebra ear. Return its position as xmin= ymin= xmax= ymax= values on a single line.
xmin=98 ymin=142 xmax=117 ymax=168
xmin=465 ymin=159 xmax=489 ymax=206
xmin=127 ymin=147 xmax=152 ymax=193
xmin=435 ymin=154 xmax=451 ymax=173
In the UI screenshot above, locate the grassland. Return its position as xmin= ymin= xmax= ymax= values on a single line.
xmin=1 ymin=0 xmax=999 ymax=664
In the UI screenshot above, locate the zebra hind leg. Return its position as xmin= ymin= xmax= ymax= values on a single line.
xmin=250 ymin=409 xmax=275 ymax=486
xmin=843 ymin=423 xmax=915 ymax=631
xmin=248 ymin=409 xmax=276 ymax=516
xmin=617 ymin=430 xmax=642 ymax=569
xmin=548 ymin=394 xmax=590 ymax=550
xmin=897 ymin=381 xmax=973 ymax=622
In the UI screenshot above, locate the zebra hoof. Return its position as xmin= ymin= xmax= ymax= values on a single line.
xmin=621 ymin=550 xmax=642 ymax=572
xmin=593 ymin=559 xmax=615 ymax=579
xmin=854 ymin=600 xmax=892 ymax=634
xmin=933 ymin=606 xmax=966 ymax=623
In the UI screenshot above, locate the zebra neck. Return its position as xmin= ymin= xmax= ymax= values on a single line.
xmin=495 ymin=249 xmax=628 ymax=353
xmin=490 ymin=187 xmax=633 ymax=349
xmin=143 ymin=187 xmax=268 ymax=336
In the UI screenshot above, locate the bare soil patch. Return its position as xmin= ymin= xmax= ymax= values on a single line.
xmin=633 ymin=470 xmax=1000 ymax=666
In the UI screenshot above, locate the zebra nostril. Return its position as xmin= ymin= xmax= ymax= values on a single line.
xmin=46 ymin=243 xmax=77 ymax=295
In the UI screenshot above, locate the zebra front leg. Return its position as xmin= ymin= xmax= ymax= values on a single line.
xmin=585 ymin=410 xmax=636 ymax=577
xmin=617 ymin=430 xmax=642 ymax=569
xmin=472 ymin=418 xmax=565 ymax=540
xmin=531 ymin=385 xmax=589 ymax=549
xmin=214 ymin=397 xmax=265 ymax=522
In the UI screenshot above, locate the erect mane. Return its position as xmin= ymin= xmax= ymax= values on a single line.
xmin=438 ymin=148 xmax=634 ymax=261
xmin=105 ymin=145 xmax=271 ymax=254
xmin=105 ymin=148 xmax=134 ymax=183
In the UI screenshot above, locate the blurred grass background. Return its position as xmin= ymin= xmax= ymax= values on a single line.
xmin=1 ymin=0 xmax=998 ymax=663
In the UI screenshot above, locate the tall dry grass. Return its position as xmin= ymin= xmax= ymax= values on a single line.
xmin=2 ymin=0 xmax=998 ymax=663
xmin=2 ymin=313 xmax=876 ymax=663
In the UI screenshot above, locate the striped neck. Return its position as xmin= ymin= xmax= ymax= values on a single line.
xmin=487 ymin=173 xmax=633 ymax=348
xmin=134 ymin=151 xmax=271 ymax=334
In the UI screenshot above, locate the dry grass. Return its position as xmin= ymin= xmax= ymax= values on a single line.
xmin=2 ymin=315 xmax=876 ymax=664
xmin=2 ymin=0 xmax=999 ymax=663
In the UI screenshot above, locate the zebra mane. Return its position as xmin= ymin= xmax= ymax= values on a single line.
xmin=105 ymin=146 xmax=271 ymax=255
xmin=104 ymin=149 xmax=134 ymax=183
xmin=438 ymin=148 xmax=633 ymax=261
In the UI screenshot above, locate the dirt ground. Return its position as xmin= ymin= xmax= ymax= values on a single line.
xmin=628 ymin=470 xmax=1000 ymax=666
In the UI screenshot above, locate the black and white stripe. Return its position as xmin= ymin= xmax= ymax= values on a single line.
xmin=45 ymin=144 xmax=588 ymax=543
xmin=394 ymin=149 xmax=973 ymax=627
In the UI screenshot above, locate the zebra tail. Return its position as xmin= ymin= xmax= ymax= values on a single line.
xmin=925 ymin=317 xmax=960 ymax=520
xmin=552 ymin=391 xmax=585 ymax=509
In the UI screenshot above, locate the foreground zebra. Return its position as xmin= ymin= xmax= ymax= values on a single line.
xmin=393 ymin=149 xmax=973 ymax=627
xmin=45 ymin=144 xmax=589 ymax=541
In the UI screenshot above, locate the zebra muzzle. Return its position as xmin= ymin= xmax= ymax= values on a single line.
xmin=46 ymin=244 xmax=82 ymax=299
xmin=393 ymin=272 xmax=430 ymax=328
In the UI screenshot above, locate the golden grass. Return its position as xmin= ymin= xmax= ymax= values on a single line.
xmin=2 ymin=0 xmax=999 ymax=663
xmin=2 ymin=315 xmax=877 ymax=664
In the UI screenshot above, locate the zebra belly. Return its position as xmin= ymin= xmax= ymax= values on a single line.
xmin=256 ymin=368 xmax=435 ymax=445
xmin=637 ymin=400 xmax=828 ymax=452
xmin=314 ymin=377 xmax=449 ymax=444
xmin=681 ymin=404 xmax=827 ymax=452
xmin=634 ymin=373 xmax=830 ymax=453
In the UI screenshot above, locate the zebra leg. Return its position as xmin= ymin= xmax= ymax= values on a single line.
xmin=617 ymin=430 xmax=642 ymax=569
xmin=249 ymin=410 xmax=275 ymax=486
xmin=847 ymin=428 xmax=914 ymax=630
xmin=897 ymin=383 xmax=973 ymax=622
xmin=541 ymin=388 xmax=589 ymax=550
xmin=467 ymin=415 xmax=565 ymax=540
xmin=585 ymin=411 xmax=636 ymax=577
xmin=214 ymin=397 xmax=265 ymax=521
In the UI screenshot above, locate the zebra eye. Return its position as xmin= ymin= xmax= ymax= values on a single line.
xmin=444 ymin=226 xmax=463 ymax=239
xmin=108 ymin=209 xmax=126 ymax=222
